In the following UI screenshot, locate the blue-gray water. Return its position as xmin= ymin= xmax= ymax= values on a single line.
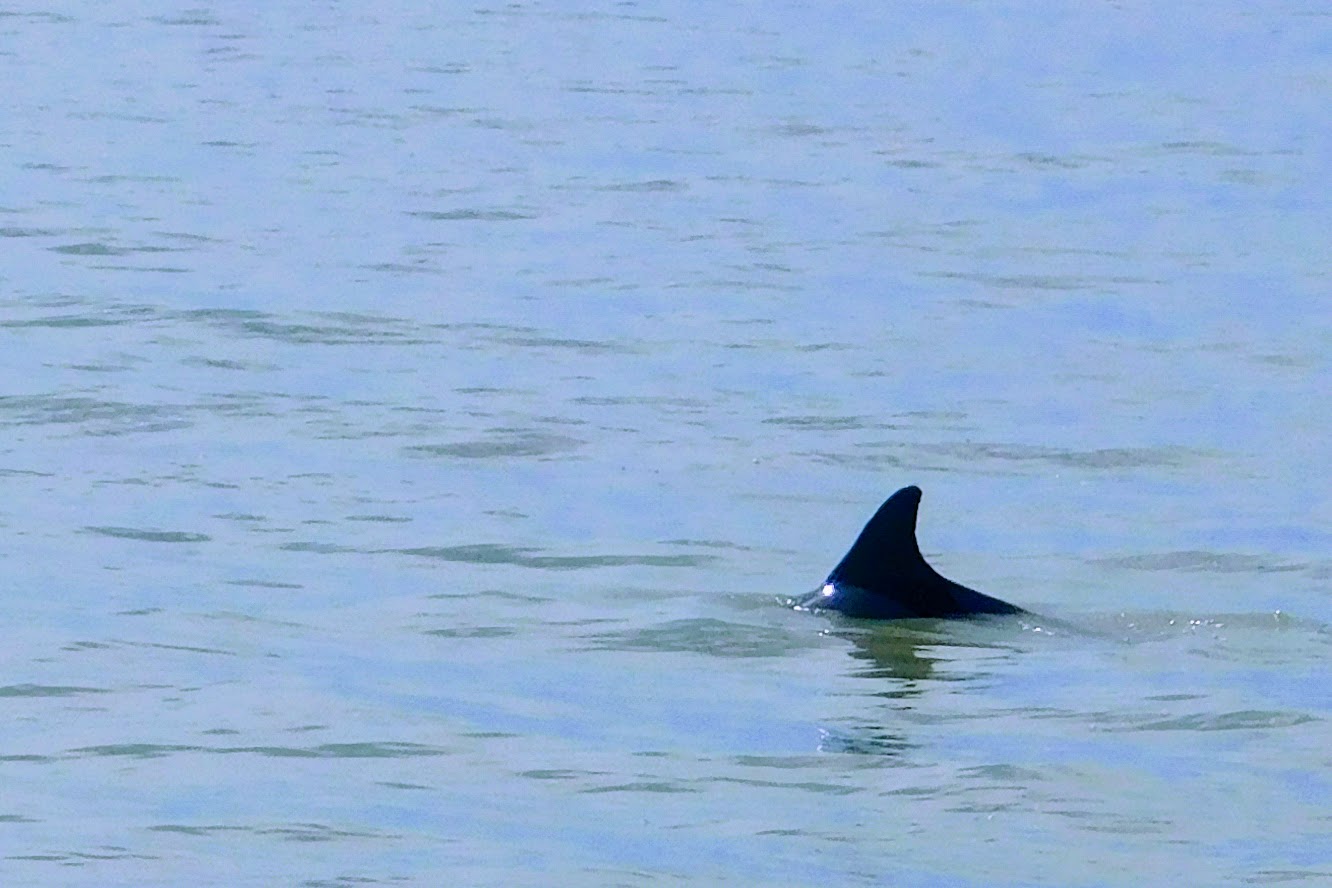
xmin=2 ymin=3 xmax=1329 ymax=886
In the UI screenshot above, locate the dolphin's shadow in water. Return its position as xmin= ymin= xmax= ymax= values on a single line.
xmin=839 ymin=623 xmax=949 ymax=684
xmin=833 ymin=618 xmax=1040 ymax=688
xmin=811 ymin=618 xmax=1046 ymax=756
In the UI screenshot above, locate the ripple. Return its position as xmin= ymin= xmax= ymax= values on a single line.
xmin=70 ymin=744 xmax=201 ymax=759
xmin=1093 ymin=551 xmax=1305 ymax=574
xmin=801 ymin=441 xmax=1205 ymax=474
xmin=1119 ymin=710 xmax=1320 ymax=732
xmin=0 ymin=396 xmax=191 ymax=436
xmin=404 ymin=431 xmax=583 ymax=459
xmin=84 ymin=526 xmax=211 ymax=544
xmin=278 ymin=541 xmax=359 ymax=554
xmin=394 ymin=543 xmax=714 ymax=570
xmin=659 ymin=538 xmax=755 ymax=551
xmin=423 ymin=626 xmax=516 ymax=639
xmin=49 ymin=242 xmax=132 ymax=256
xmin=409 ymin=208 xmax=534 ymax=221
xmin=1 ymin=314 xmax=135 ymax=329
xmin=491 ymin=334 xmax=629 ymax=354
xmin=584 ymin=618 xmax=811 ymax=657
xmin=66 ymin=741 xmax=451 ymax=760
xmin=594 ymin=179 xmax=686 ymax=193
xmin=0 ymin=684 xmax=109 ymax=697
xmin=763 ymin=414 xmax=871 ymax=431
xmin=581 ymin=781 xmax=698 ymax=794
xmin=226 ymin=742 xmax=451 ymax=758
xmin=0 ymin=225 xmax=58 ymax=238
xmin=148 ymin=822 xmax=393 ymax=842
xmin=183 ymin=308 xmax=431 ymax=345
xmin=924 ymin=442 xmax=1206 ymax=469
xmin=570 ymin=395 xmax=706 ymax=408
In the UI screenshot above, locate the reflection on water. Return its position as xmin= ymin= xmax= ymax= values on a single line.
xmin=812 ymin=618 xmax=1038 ymax=758
xmin=839 ymin=623 xmax=950 ymax=684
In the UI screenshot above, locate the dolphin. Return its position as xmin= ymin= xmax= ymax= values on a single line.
xmin=797 ymin=485 xmax=1026 ymax=619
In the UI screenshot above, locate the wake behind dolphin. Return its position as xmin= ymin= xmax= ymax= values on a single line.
xmin=798 ymin=485 xmax=1026 ymax=620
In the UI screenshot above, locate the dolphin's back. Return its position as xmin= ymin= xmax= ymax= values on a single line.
xmin=804 ymin=486 xmax=1025 ymax=619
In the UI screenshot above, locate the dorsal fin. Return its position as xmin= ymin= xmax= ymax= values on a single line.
xmin=827 ymin=485 xmax=926 ymax=589
xmin=809 ymin=485 xmax=1026 ymax=619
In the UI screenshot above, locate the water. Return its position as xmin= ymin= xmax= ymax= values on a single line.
xmin=2 ymin=2 xmax=1329 ymax=885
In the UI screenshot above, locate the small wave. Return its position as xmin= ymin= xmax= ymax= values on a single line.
xmin=1092 ymin=550 xmax=1305 ymax=574
xmin=395 ymin=543 xmax=714 ymax=570
xmin=583 ymin=617 xmax=813 ymax=657
xmin=404 ymin=431 xmax=583 ymax=459
xmin=84 ymin=526 xmax=210 ymax=544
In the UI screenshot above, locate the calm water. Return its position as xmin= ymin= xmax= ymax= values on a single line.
xmin=2 ymin=3 xmax=1329 ymax=886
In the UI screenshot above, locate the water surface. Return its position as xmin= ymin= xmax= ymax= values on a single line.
xmin=2 ymin=2 xmax=1329 ymax=886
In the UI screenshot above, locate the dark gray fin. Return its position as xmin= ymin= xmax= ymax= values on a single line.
xmin=823 ymin=485 xmax=1025 ymax=618
xmin=826 ymin=485 xmax=926 ymax=590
